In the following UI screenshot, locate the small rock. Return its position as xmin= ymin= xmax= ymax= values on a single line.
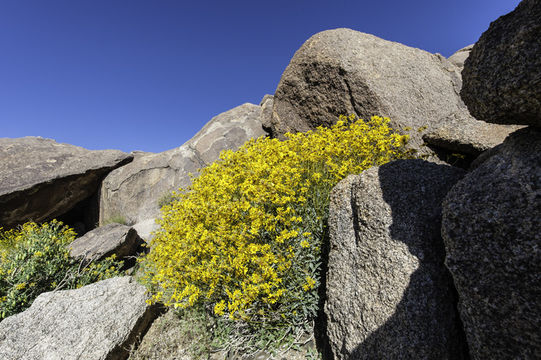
xmin=69 ymin=223 xmax=144 ymax=264
xmin=259 ymin=94 xmax=274 ymax=133
xmin=447 ymin=44 xmax=474 ymax=71
xmin=423 ymin=108 xmax=524 ymax=159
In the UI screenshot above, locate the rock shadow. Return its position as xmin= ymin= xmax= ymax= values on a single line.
xmin=347 ymin=160 xmax=469 ymax=359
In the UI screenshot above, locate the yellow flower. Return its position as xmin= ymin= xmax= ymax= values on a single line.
xmin=15 ymin=282 xmax=26 ymax=290
xmin=214 ymin=300 xmax=227 ymax=316
xmin=303 ymin=276 xmax=316 ymax=291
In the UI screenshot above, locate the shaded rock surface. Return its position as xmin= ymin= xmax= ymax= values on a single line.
xmin=0 ymin=276 xmax=162 ymax=360
xmin=461 ymin=0 xmax=541 ymax=126
xmin=442 ymin=127 xmax=541 ymax=359
xmin=0 ymin=137 xmax=132 ymax=229
xmin=325 ymin=159 xmax=466 ymax=359
xmin=99 ymin=102 xmax=267 ymax=226
xmin=270 ymin=28 xmax=467 ymax=156
xmin=69 ymin=223 xmax=144 ymax=264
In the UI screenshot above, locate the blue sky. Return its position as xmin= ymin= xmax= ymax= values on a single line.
xmin=0 ymin=0 xmax=520 ymax=153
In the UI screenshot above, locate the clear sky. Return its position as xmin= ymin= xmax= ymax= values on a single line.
xmin=0 ymin=0 xmax=521 ymax=153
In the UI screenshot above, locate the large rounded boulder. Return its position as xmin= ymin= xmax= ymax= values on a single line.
xmin=461 ymin=0 xmax=541 ymax=126
xmin=270 ymin=28 xmax=466 ymax=154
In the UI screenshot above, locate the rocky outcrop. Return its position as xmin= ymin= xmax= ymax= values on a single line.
xmin=0 ymin=276 xmax=162 ymax=360
xmin=461 ymin=0 xmax=541 ymax=126
xmin=441 ymin=127 xmax=541 ymax=359
xmin=0 ymin=137 xmax=132 ymax=230
xmin=325 ymin=160 xmax=466 ymax=359
xmin=269 ymin=29 xmax=530 ymax=164
xmin=2 ymin=3 xmax=539 ymax=357
xmin=269 ymin=28 xmax=466 ymax=155
xmin=99 ymin=103 xmax=267 ymax=226
xmin=69 ymin=223 xmax=144 ymax=264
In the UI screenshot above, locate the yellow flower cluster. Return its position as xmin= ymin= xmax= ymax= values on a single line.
xmin=141 ymin=115 xmax=411 ymax=323
xmin=0 ymin=220 xmax=76 ymax=253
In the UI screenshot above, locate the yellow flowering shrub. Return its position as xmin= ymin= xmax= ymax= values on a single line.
xmin=141 ymin=115 xmax=412 ymax=330
xmin=0 ymin=220 xmax=123 ymax=319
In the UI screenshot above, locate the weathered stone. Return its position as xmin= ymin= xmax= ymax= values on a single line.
xmin=270 ymin=28 xmax=465 ymax=156
xmin=442 ymin=127 xmax=541 ymax=359
xmin=259 ymin=94 xmax=273 ymax=106
xmin=0 ymin=137 xmax=132 ymax=229
xmin=132 ymin=218 xmax=160 ymax=242
xmin=99 ymin=146 xmax=202 ymax=226
xmin=423 ymin=108 xmax=524 ymax=159
xmin=0 ymin=276 xmax=162 ymax=360
xmin=69 ymin=223 xmax=144 ymax=264
xmin=185 ymin=103 xmax=266 ymax=165
xmin=99 ymin=103 xmax=266 ymax=226
xmin=259 ymin=94 xmax=274 ymax=133
xmin=461 ymin=0 xmax=541 ymax=126
xmin=447 ymin=44 xmax=474 ymax=71
xmin=325 ymin=159 xmax=466 ymax=359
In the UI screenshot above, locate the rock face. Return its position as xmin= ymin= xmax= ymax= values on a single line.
xmin=186 ymin=103 xmax=265 ymax=165
xmin=447 ymin=44 xmax=474 ymax=71
xmin=0 ymin=276 xmax=162 ymax=360
xmin=259 ymin=94 xmax=274 ymax=133
xmin=325 ymin=160 xmax=466 ymax=359
xmin=442 ymin=127 xmax=541 ymax=359
xmin=0 ymin=137 xmax=132 ymax=229
xmin=99 ymin=147 xmax=202 ymax=227
xmin=422 ymin=108 xmax=524 ymax=161
xmin=132 ymin=218 xmax=160 ymax=242
xmin=99 ymin=103 xmax=266 ymax=226
xmin=69 ymin=223 xmax=144 ymax=264
xmin=270 ymin=28 xmax=466 ymax=154
xmin=461 ymin=0 xmax=541 ymax=126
